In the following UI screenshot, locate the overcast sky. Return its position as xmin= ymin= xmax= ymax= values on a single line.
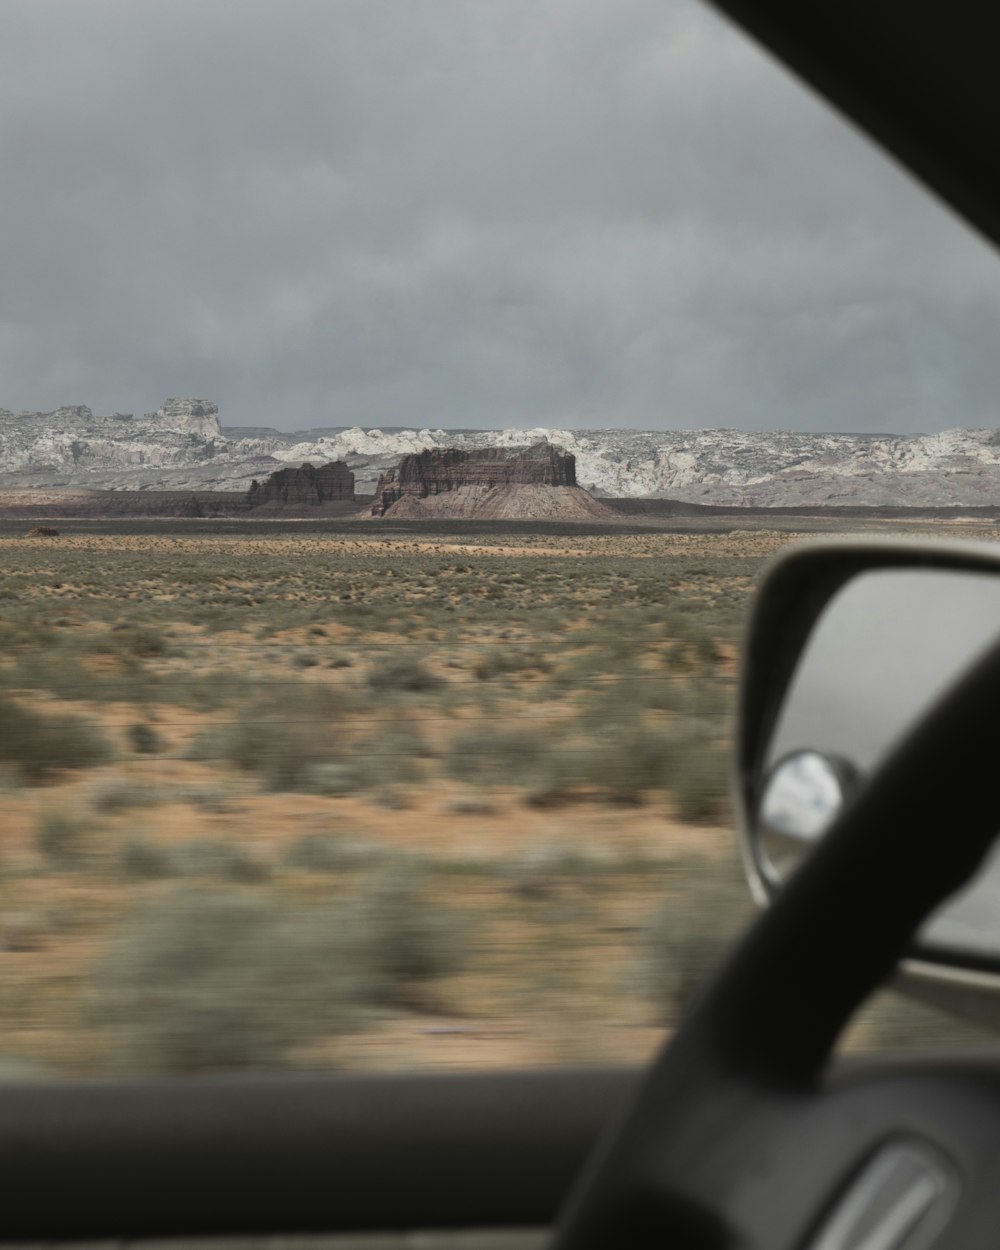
xmin=3 ymin=0 xmax=1000 ymax=434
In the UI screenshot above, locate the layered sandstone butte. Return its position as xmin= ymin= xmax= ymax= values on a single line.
xmin=372 ymin=443 xmax=576 ymax=515
xmin=247 ymin=461 xmax=355 ymax=508
xmin=375 ymin=484 xmax=617 ymax=520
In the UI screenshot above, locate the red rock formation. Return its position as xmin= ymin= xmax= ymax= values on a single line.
xmin=371 ymin=443 xmax=575 ymax=515
xmin=248 ymin=461 xmax=354 ymax=508
xmin=378 ymin=484 xmax=616 ymax=520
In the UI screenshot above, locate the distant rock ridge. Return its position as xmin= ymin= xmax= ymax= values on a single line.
xmin=371 ymin=443 xmax=575 ymax=515
xmin=0 ymin=398 xmax=224 ymax=477
xmin=6 ymin=399 xmax=1000 ymax=507
xmin=147 ymin=399 xmax=221 ymax=437
xmin=0 ymin=398 xmax=221 ymax=437
xmin=247 ymin=461 xmax=354 ymax=508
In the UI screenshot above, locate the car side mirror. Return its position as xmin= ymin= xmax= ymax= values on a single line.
xmin=736 ymin=539 xmax=1000 ymax=1023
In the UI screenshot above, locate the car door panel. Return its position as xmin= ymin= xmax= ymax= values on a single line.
xmin=0 ymin=1069 xmax=637 ymax=1240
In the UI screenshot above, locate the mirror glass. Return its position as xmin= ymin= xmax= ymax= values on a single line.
xmin=754 ymin=566 xmax=1000 ymax=961
xmin=757 ymin=749 xmax=859 ymax=886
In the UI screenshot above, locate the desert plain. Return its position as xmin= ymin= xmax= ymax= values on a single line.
xmin=0 ymin=513 xmax=995 ymax=1078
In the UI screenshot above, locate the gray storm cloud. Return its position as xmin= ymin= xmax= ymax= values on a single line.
xmin=2 ymin=0 xmax=999 ymax=433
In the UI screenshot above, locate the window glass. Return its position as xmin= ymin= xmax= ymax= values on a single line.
xmin=1 ymin=0 xmax=999 ymax=1078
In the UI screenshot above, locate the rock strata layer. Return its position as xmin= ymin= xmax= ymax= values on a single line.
xmin=371 ymin=443 xmax=575 ymax=515
xmin=248 ymin=461 xmax=354 ymax=508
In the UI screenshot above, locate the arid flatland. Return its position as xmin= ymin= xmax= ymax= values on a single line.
xmin=0 ymin=514 xmax=994 ymax=1077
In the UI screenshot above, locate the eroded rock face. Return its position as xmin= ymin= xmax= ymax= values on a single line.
xmin=145 ymin=398 xmax=221 ymax=438
xmin=372 ymin=443 xmax=575 ymax=515
xmin=247 ymin=461 xmax=355 ymax=507
xmin=0 ymin=398 xmax=224 ymax=478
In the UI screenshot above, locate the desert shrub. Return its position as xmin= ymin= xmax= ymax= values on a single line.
xmin=582 ymin=673 xmax=733 ymax=727
xmin=638 ymin=856 xmax=753 ymax=1023
xmin=349 ymin=724 xmax=429 ymax=791
xmin=671 ymin=739 xmax=732 ymax=823
xmin=474 ymin=647 xmax=551 ymax=680
xmin=366 ymin=657 xmax=442 ymax=693
xmin=212 ymin=686 xmax=345 ymax=791
xmin=175 ymin=784 xmax=233 ymax=813
xmin=184 ymin=727 xmax=229 ymax=764
xmin=36 ymin=811 xmax=90 ymax=868
xmin=193 ymin=608 xmax=244 ymax=633
xmin=169 ymin=671 xmax=246 ymax=713
xmin=572 ymin=714 xmax=731 ymax=815
xmin=657 ymin=676 xmax=735 ymax=721
xmin=88 ymin=875 xmax=460 ymax=1070
xmin=173 ymin=838 xmax=270 ymax=884
xmin=299 ymin=761 xmax=362 ymax=796
xmin=352 ymin=869 xmax=467 ymax=1010
xmin=296 ymin=722 xmax=430 ymax=798
xmin=104 ymin=623 xmax=169 ymax=658
xmin=512 ymin=723 xmax=729 ymax=809
xmin=445 ymin=727 xmax=554 ymax=787
xmin=372 ymin=785 xmax=410 ymax=810
xmin=88 ymin=888 xmax=362 ymax=1072
xmin=118 ymin=836 xmax=177 ymax=881
xmin=92 ymin=778 xmax=162 ymax=814
xmin=7 ymin=651 xmax=94 ymax=702
xmin=503 ymin=841 xmax=601 ymax=900
xmin=523 ymin=744 xmax=589 ymax=807
xmin=128 ymin=722 xmax=164 ymax=755
xmin=546 ymin=646 xmax=632 ymax=695
xmin=0 ymin=618 xmax=56 ymax=649
xmin=585 ymin=729 xmax=679 ymax=805
xmin=0 ymin=696 xmax=111 ymax=783
xmin=662 ymin=622 xmax=724 ymax=674
xmin=282 ymin=832 xmax=372 ymax=873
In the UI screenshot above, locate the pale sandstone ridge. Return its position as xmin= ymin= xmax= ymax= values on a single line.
xmin=7 ymin=398 xmax=1000 ymax=506
xmin=371 ymin=443 xmax=578 ymax=516
xmin=0 ymin=398 xmax=224 ymax=478
xmin=247 ymin=461 xmax=355 ymax=508
xmin=149 ymin=398 xmax=222 ymax=437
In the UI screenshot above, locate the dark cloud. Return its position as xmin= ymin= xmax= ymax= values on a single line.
xmin=2 ymin=0 xmax=999 ymax=432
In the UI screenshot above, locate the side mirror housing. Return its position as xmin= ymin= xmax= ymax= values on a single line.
xmin=736 ymin=538 xmax=1000 ymax=1028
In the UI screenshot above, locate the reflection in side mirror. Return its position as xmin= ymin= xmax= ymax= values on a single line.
xmin=757 ymin=750 xmax=858 ymax=886
xmin=741 ymin=557 xmax=1000 ymax=967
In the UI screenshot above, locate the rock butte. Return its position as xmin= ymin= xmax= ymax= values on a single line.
xmin=371 ymin=443 xmax=578 ymax=516
xmin=248 ymin=461 xmax=355 ymax=508
xmin=376 ymin=484 xmax=617 ymax=521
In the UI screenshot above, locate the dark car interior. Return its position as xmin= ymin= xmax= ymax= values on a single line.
xmin=6 ymin=3 xmax=1000 ymax=1248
